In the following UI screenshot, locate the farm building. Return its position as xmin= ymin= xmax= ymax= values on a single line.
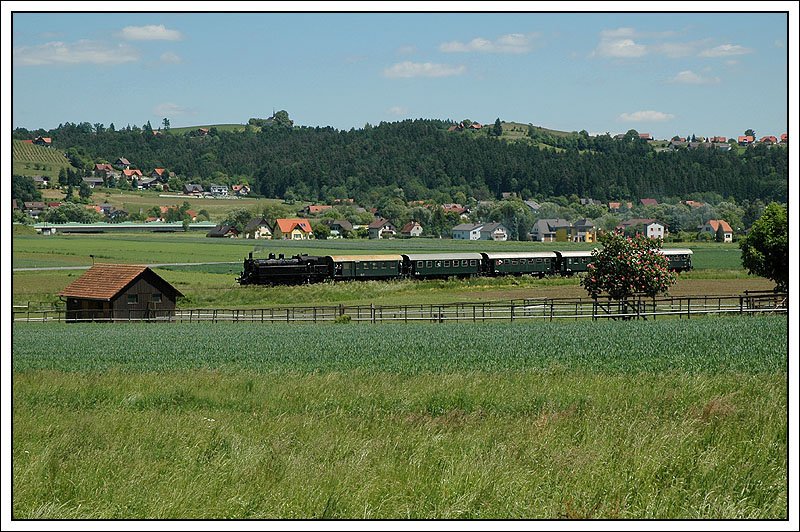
xmin=59 ymin=264 xmax=182 ymax=322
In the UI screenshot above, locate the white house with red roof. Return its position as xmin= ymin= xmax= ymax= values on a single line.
xmin=273 ymin=218 xmax=314 ymax=240
xmin=701 ymin=219 xmax=734 ymax=243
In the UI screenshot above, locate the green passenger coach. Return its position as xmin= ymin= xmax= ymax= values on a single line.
xmin=481 ymin=251 xmax=558 ymax=277
xmin=326 ymin=255 xmax=403 ymax=280
xmin=402 ymin=253 xmax=483 ymax=278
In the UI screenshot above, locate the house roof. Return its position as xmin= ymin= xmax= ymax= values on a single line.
xmin=327 ymin=219 xmax=353 ymax=231
xmin=480 ymin=222 xmax=507 ymax=233
xmin=533 ymin=219 xmax=570 ymax=232
xmin=707 ymin=219 xmax=733 ymax=233
xmin=640 ymin=198 xmax=658 ymax=206
xmin=59 ymin=264 xmax=182 ymax=301
xmin=116 ymin=157 xmax=131 ymax=165
xmin=400 ymin=221 xmax=422 ymax=233
xmin=122 ymin=169 xmax=143 ymax=177
xmin=368 ymin=218 xmax=394 ymax=230
xmin=152 ymin=168 xmax=166 ymax=175
xmin=207 ymin=224 xmax=239 ymax=237
xmin=452 ymin=223 xmax=482 ymax=231
xmin=274 ymin=218 xmax=312 ymax=233
xmin=244 ymin=217 xmax=272 ymax=233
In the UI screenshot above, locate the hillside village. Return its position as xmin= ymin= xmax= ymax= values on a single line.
xmin=12 ymin=123 xmax=788 ymax=245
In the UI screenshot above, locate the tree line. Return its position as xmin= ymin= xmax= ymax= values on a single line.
xmin=12 ymin=118 xmax=788 ymax=206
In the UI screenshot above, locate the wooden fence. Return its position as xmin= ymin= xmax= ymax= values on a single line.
xmin=12 ymin=292 xmax=788 ymax=324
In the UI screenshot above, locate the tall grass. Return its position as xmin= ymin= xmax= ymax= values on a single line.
xmin=12 ymin=317 xmax=788 ymax=519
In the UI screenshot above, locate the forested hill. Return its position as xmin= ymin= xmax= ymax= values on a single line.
xmin=13 ymin=119 xmax=788 ymax=204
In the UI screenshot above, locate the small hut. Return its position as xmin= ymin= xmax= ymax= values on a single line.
xmin=59 ymin=264 xmax=182 ymax=322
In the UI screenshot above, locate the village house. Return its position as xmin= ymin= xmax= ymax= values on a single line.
xmin=122 ymin=169 xmax=143 ymax=180
xmin=231 ymin=184 xmax=251 ymax=196
xmin=273 ymin=218 xmax=314 ymax=240
xmin=573 ymin=219 xmax=597 ymax=243
xmin=617 ymin=218 xmax=666 ymax=239
xmin=94 ymin=163 xmax=115 ymax=177
xmin=451 ymin=223 xmax=483 ymax=240
xmin=530 ymin=219 xmax=571 ymax=242
xmin=324 ymin=219 xmax=353 ymax=238
xmin=640 ymin=198 xmax=658 ymax=207
xmin=479 ymin=223 xmax=508 ymax=241
xmin=183 ymin=184 xmax=204 ymax=195
xmin=33 ymin=136 xmax=53 ymax=147
xmin=59 ymin=263 xmax=182 ymax=322
xmin=208 ymin=184 xmax=229 ymax=197
xmin=701 ymin=219 xmax=734 ymax=243
xmin=737 ymin=136 xmax=754 ymax=146
xmin=368 ymin=218 xmax=397 ymax=239
xmin=242 ymin=217 xmax=273 ymax=239
xmin=115 ymin=157 xmax=131 ymax=169
xmin=299 ymin=205 xmax=333 ymax=216
xmin=206 ymin=225 xmax=239 ymax=238
xmin=82 ymin=177 xmax=104 ymax=188
xmin=400 ymin=221 xmax=424 ymax=238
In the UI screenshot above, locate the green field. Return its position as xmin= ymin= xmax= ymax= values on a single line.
xmin=12 ymin=140 xmax=74 ymax=180
xmin=11 ymin=232 xmax=771 ymax=308
xmin=12 ymin=317 xmax=788 ymax=519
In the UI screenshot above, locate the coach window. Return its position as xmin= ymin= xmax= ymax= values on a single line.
xmin=462 ymin=260 xmax=468 ymax=267
xmin=436 ymin=261 xmax=442 ymax=268
xmin=417 ymin=261 xmax=423 ymax=268
xmin=444 ymin=261 xmax=451 ymax=267
xmin=426 ymin=261 xmax=433 ymax=268
xmin=469 ymin=260 xmax=477 ymax=266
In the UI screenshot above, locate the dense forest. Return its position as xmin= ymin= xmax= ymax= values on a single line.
xmin=12 ymin=118 xmax=788 ymax=205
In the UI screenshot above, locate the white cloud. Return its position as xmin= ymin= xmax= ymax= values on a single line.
xmin=439 ymin=32 xmax=537 ymax=54
xmin=670 ymin=70 xmax=720 ymax=85
xmin=618 ymin=110 xmax=675 ymax=123
xmin=592 ymin=37 xmax=647 ymax=58
xmin=387 ymin=106 xmax=409 ymax=116
xmin=160 ymin=51 xmax=182 ymax=64
xmin=14 ymin=40 xmax=139 ymax=66
xmin=699 ymin=44 xmax=752 ymax=57
xmin=383 ymin=61 xmax=466 ymax=78
xmin=153 ymin=102 xmax=193 ymax=116
xmin=119 ymin=24 xmax=182 ymax=41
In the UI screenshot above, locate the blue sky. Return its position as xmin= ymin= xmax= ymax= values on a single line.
xmin=8 ymin=6 xmax=793 ymax=140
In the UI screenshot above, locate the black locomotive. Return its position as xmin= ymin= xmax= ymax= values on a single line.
xmin=238 ymin=249 xmax=693 ymax=285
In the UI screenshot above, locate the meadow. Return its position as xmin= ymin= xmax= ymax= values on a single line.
xmin=12 ymin=231 xmax=772 ymax=308
xmin=12 ymin=317 xmax=788 ymax=519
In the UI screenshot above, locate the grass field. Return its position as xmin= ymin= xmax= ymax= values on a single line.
xmin=11 ymin=317 xmax=788 ymax=519
xmin=12 ymin=140 xmax=74 ymax=180
xmin=39 ymin=187 xmax=291 ymax=220
xmin=11 ymin=232 xmax=771 ymax=308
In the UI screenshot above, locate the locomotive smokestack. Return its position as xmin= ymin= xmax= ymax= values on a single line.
xmin=249 ymin=252 xmax=253 ymax=259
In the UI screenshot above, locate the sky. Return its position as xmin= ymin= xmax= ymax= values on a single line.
xmin=5 ymin=3 xmax=794 ymax=141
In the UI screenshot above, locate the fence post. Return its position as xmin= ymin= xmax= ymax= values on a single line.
xmin=687 ymin=298 xmax=691 ymax=319
xmin=510 ymin=301 xmax=514 ymax=322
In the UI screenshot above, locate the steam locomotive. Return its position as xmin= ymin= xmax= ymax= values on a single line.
xmin=237 ymin=249 xmax=693 ymax=286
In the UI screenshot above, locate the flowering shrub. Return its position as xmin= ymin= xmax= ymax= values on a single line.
xmin=580 ymin=231 xmax=677 ymax=300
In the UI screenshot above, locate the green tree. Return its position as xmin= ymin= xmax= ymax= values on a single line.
xmin=221 ymin=208 xmax=254 ymax=233
xmin=78 ymin=181 xmax=93 ymax=201
xmin=745 ymin=128 xmax=756 ymax=138
xmin=739 ymin=203 xmax=788 ymax=292
xmin=273 ymin=110 xmax=293 ymax=128
xmin=312 ymin=222 xmax=331 ymax=240
xmin=493 ymin=118 xmax=503 ymax=137
xmin=162 ymin=117 xmax=170 ymax=131
xmin=12 ymin=175 xmax=42 ymax=203
xmin=581 ymin=231 xmax=677 ymax=300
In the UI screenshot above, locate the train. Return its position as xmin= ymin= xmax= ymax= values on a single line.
xmin=237 ymin=248 xmax=693 ymax=286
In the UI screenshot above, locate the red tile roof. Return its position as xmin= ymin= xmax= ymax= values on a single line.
xmin=59 ymin=264 xmax=182 ymax=301
xmin=274 ymin=218 xmax=312 ymax=233
xmin=707 ymin=219 xmax=733 ymax=233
